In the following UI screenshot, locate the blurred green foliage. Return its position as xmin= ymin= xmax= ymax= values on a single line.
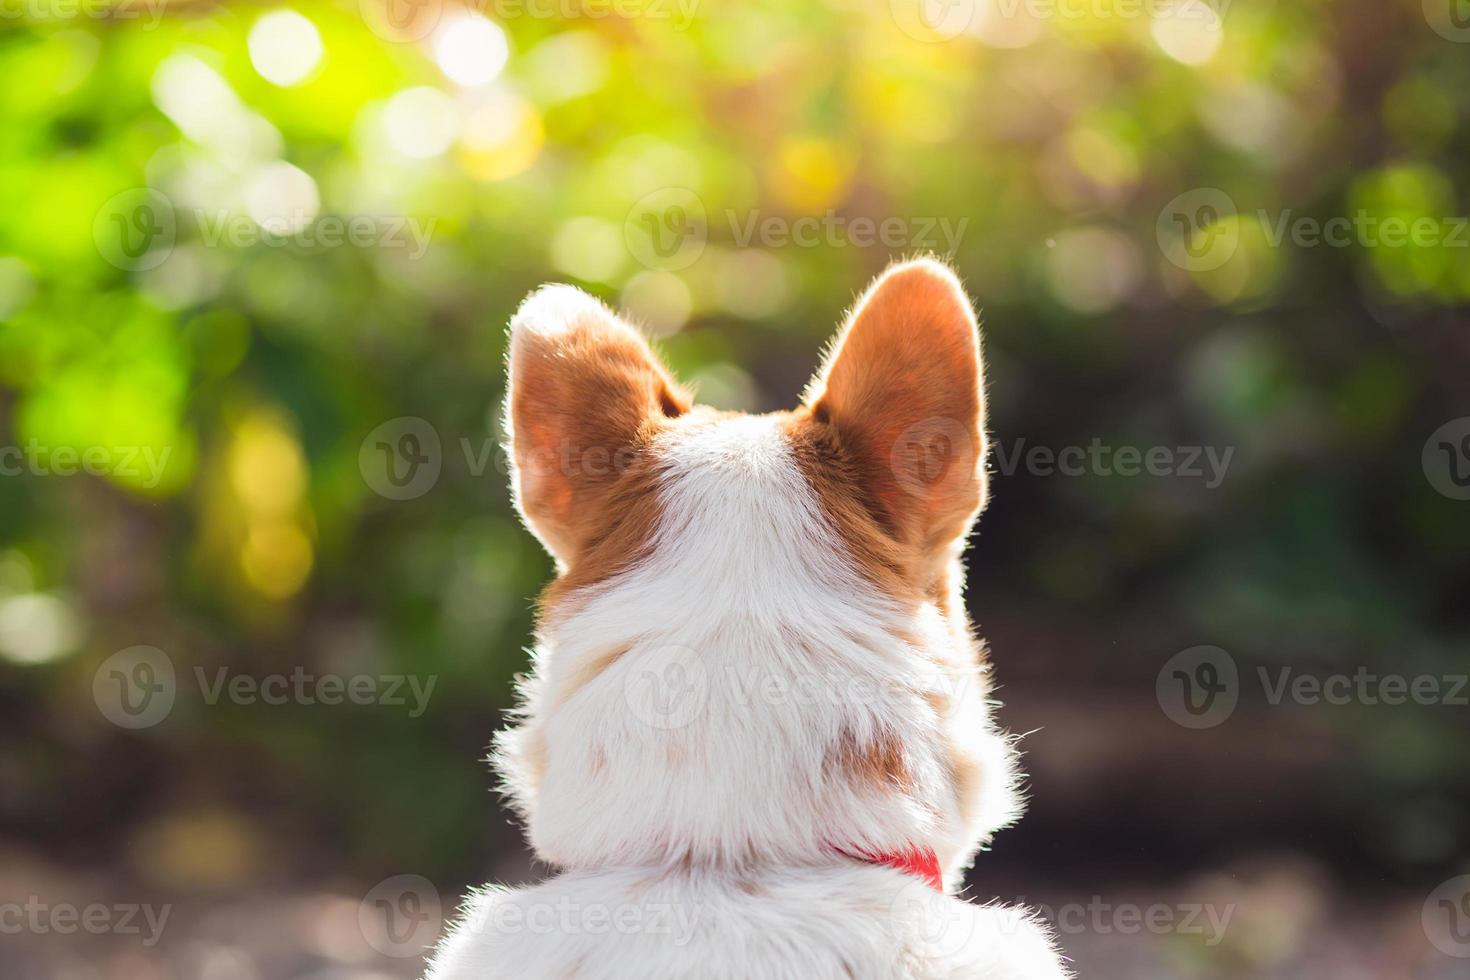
xmin=1 ymin=0 xmax=1467 ymax=894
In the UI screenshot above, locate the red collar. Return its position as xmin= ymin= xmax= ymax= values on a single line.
xmin=833 ymin=846 xmax=944 ymax=891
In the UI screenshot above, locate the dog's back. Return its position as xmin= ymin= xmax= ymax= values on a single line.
xmin=429 ymin=865 xmax=1060 ymax=980
xmin=425 ymin=262 xmax=1068 ymax=979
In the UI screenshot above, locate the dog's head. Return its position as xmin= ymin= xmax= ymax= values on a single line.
xmin=497 ymin=258 xmax=1020 ymax=885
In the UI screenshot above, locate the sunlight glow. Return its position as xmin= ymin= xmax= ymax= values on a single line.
xmin=244 ymin=161 xmax=320 ymax=235
xmin=457 ymin=90 xmax=543 ymax=181
xmin=383 ymin=87 xmax=458 ymax=159
xmin=1151 ymin=7 xmax=1224 ymax=66
xmin=248 ymin=10 xmax=324 ymax=88
xmin=432 ymin=13 xmax=509 ymax=88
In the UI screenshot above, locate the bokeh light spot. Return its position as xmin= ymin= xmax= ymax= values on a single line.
xmin=1151 ymin=7 xmax=1224 ymax=66
xmin=432 ymin=13 xmax=509 ymax=88
xmin=245 ymin=161 xmax=320 ymax=235
xmin=1046 ymin=226 xmax=1143 ymax=314
xmin=621 ymin=271 xmax=692 ymax=338
xmin=550 ymin=217 xmax=625 ymax=284
xmin=248 ymin=9 xmax=324 ymax=88
xmin=770 ymin=137 xmax=855 ymax=212
xmin=383 ymin=86 xmax=459 ymax=160
xmin=456 ymin=91 xmax=543 ymax=181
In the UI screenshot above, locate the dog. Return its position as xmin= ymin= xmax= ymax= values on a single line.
xmin=425 ymin=259 xmax=1068 ymax=979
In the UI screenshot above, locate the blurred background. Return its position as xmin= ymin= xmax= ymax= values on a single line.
xmin=3 ymin=0 xmax=1469 ymax=977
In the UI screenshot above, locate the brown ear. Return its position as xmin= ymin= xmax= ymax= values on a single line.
xmin=505 ymin=285 xmax=689 ymax=565
xmin=804 ymin=259 xmax=987 ymax=556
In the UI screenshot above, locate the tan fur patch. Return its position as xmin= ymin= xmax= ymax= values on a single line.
xmin=832 ymin=728 xmax=913 ymax=794
xmin=781 ymin=408 xmax=923 ymax=604
xmin=537 ymin=453 xmax=666 ymax=623
xmin=552 ymin=643 xmax=634 ymax=708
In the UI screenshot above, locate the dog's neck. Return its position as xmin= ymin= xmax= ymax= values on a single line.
xmin=495 ymin=415 xmax=1019 ymax=886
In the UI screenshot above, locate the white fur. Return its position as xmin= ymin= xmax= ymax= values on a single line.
xmin=427 ymin=414 xmax=1068 ymax=979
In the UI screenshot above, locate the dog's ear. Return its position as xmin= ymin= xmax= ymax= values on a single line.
xmin=804 ymin=258 xmax=987 ymax=555
xmin=505 ymin=285 xmax=689 ymax=566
